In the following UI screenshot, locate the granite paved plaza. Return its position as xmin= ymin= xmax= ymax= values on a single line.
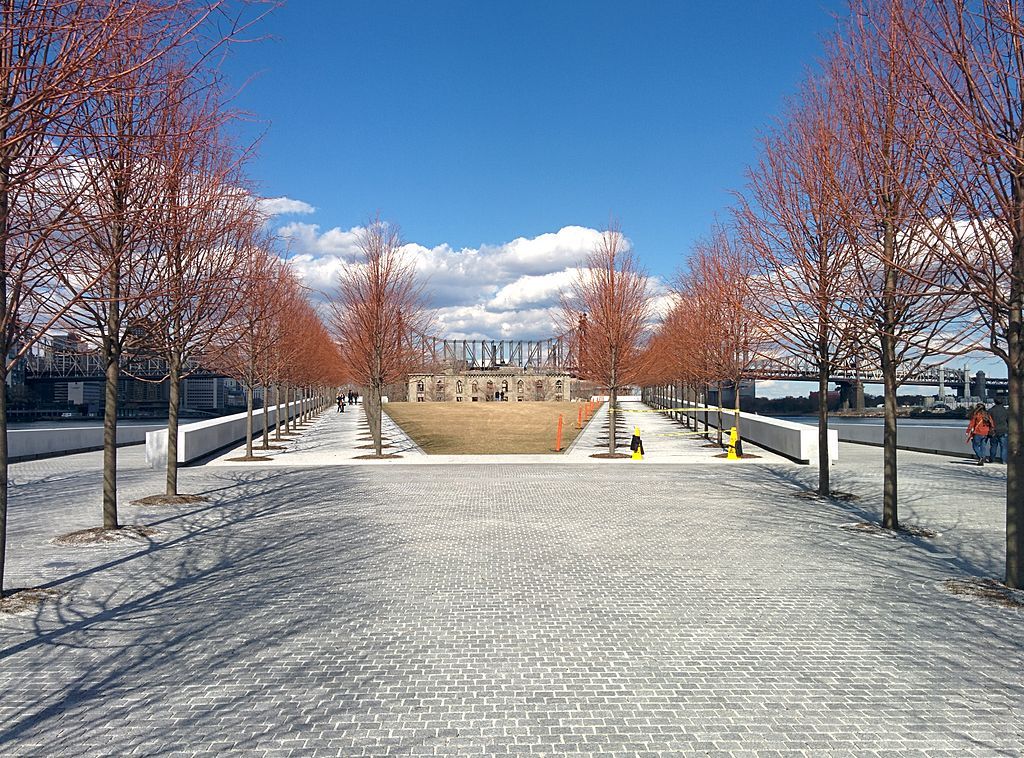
xmin=1 ymin=414 xmax=1022 ymax=756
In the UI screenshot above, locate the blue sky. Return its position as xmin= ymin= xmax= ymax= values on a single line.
xmin=225 ymin=1 xmax=1009 ymax=395
xmin=223 ymin=0 xmax=1005 ymax=400
xmin=225 ymin=1 xmax=843 ymax=281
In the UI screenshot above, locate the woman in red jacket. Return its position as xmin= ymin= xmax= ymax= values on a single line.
xmin=966 ymin=403 xmax=994 ymax=466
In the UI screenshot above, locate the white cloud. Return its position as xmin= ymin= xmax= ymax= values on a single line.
xmin=279 ymin=222 xmax=363 ymax=261
xmin=279 ymin=224 xmax=652 ymax=339
xmin=259 ymin=196 xmax=316 ymax=216
xmin=488 ymin=269 xmax=579 ymax=310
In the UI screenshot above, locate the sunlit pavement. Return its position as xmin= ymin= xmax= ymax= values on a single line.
xmin=0 ymin=428 xmax=1021 ymax=755
xmin=205 ymin=400 xmax=793 ymax=466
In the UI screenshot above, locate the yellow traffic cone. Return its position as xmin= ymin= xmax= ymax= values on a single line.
xmin=727 ymin=426 xmax=740 ymax=460
xmin=630 ymin=426 xmax=644 ymax=460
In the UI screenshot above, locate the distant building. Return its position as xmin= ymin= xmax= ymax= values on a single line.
xmin=408 ymin=369 xmax=576 ymax=402
xmin=708 ymin=379 xmax=756 ymax=408
xmin=182 ymin=377 xmax=248 ymax=412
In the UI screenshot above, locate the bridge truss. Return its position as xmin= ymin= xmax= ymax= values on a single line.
xmin=19 ymin=334 xmax=219 ymax=382
xmin=745 ymin=357 xmax=1005 ymax=393
xmin=414 ymin=333 xmax=576 ymax=374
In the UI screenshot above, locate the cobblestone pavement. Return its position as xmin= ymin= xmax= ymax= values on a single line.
xmin=207 ymin=401 xmax=790 ymax=467
xmin=206 ymin=405 xmax=425 ymax=466
xmin=1 ymin=440 xmax=1022 ymax=756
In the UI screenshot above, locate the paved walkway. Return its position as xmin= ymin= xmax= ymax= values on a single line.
xmin=0 ymin=415 xmax=1021 ymax=755
xmin=207 ymin=401 xmax=791 ymax=467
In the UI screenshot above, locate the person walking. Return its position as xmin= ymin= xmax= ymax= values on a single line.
xmin=966 ymin=402 xmax=994 ymax=466
xmin=989 ymin=396 xmax=1009 ymax=463
xmin=336 ymin=393 xmax=343 ymax=413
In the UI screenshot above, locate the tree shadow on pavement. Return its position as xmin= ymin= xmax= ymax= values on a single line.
xmin=0 ymin=467 xmax=410 ymax=754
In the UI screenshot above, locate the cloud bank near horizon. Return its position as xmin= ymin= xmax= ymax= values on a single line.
xmin=277 ymin=222 xmax=629 ymax=340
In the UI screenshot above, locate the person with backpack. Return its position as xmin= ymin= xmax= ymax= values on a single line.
xmin=988 ymin=396 xmax=1009 ymax=464
xmin=966 ymin=403 xmax=994 ymax=466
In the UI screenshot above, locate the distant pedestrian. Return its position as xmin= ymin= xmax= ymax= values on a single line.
xmin=336 ymin=393 xmax=343 ymax=413
xmin=966 ymin=403 xmax=994 ymax=466
xmin=989 ymin=397 xmax=1009 ymax=464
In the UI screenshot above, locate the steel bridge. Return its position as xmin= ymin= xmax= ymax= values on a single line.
xmin=20 ymin=334 xmax=219 ymax=382
xmin=746 ymin=359 xmax=1007 ymax=394
xmin=415 ymin=334 xmax=575 ymax=373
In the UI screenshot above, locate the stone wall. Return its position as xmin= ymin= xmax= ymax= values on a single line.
xmin=407 ymin=371 xmax=574 ymax=402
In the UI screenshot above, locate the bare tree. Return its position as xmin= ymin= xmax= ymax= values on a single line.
xmin=682 ymin=225 xmax=766 ymax=455
xmin=0 ymin=1 xmax=161 ymax=597
xmin=829 ymin=0 xmax=978 ymax=529
xmin=562 ymin=223 xmax=652 ymax=455
xmin=209 ymin=243 xmax=287 ymax=459
xmin=330 ymin=217 xmax=426 ymax=457
xmin=60 ymin=44 xmax=180 ymax=530
xmin=736 ymin=79 xmax=859 ymax=495
xmin=901 ymin=0 xmax=1024 ymax=587
xmin=145 ymin=75 xmax=260 ymax=497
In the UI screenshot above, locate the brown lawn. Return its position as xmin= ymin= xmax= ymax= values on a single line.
xmin=383 ymin=401 xmax=585 ymax=454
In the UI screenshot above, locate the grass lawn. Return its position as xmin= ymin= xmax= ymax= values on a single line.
xmin=383 ymin=401 xmax=586 ymax=454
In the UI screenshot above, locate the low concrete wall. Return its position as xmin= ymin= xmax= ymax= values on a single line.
xmin=9 ymin=424 xmax=164 ymax=462
xmin=834 ymin=423 xmax=973 ymax=458
xmin=646 ymin=401 xmax=838 ymax=465
xmin=146 ymin=403 xmax=307 ymax=469
xmin=697 ymin=408 xmax=838 ymax=465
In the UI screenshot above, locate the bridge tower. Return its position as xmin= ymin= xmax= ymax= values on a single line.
xmin=836 ymin=379 xmax=865 ymax=412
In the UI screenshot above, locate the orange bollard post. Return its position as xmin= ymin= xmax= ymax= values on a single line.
xmin=577 ymin=405 xmax=584 ymax=429
xmin=555 ymin=414 xmax=564 ymax=452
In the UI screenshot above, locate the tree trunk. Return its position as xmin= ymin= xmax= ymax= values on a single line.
xmin=275 ymin=383 xmax=283 ymax=441
xmin=1008 ymin=349 xmax=1023 ymax=589
xmin=0 ymin=370 xmax=8 ymax=598
xmin=881 ymin=352 xmax=899 ymax=528
xmin=703 ymin=383 xmax=710 ymax=437
xmin=817 ymin=364 xmax=830 ymax=497
xmin=608 ymin=386 xmax=618 ymax=454
xmin=369 ymin=383 xmax=383 ymax=456
xmin=1006 ymin=200 xmax=1024 ymax=588
xmin=733 ymin=380 xmax=743 ymax=457
xmin=261 ymin=384 xmax=270 ymax=449
xmin=102 ymin=346 xmax=119 ymax=529
xmin=245 ymin=384 xmax=254 ymax=458
xmin=715 ymin=382 xmax=723 ymax=447
xmin=165 ymin=350 xmax=181 ymax=496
